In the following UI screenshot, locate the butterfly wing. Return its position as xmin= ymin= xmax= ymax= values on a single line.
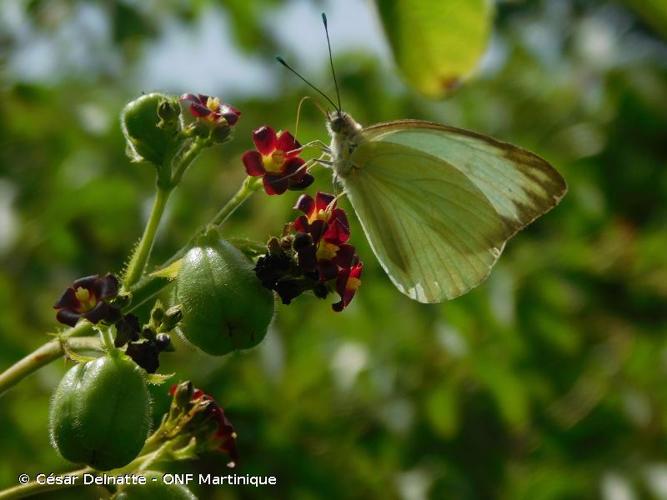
xmin=340 ymin=120 xmax=567 ymax=302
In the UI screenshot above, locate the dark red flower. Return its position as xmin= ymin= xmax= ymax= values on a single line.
xmin=180 ymin=93 xmax=240 ymax=126
xmin=332 ymin=262 xmax=363 ymax=312
xmin=254 ymin=192 xmax=363 ymax=311
xmin=54 ymin=274 xmax=121 ymax=327
xmin=242 ymin=126 xmax=314 ymax=195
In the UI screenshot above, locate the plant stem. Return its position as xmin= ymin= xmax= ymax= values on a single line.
xmin=122 ymin=187 xmax=172 ymax=289
xmin=211 ymin=175 xmax=262 ymax=226
xmin=0 ymin=324 xmax=97 ymax=396
xmin=170 ymin=138 xmax=207 ymax=186
xmin=126 ymin=176 xmax=262 ymax=310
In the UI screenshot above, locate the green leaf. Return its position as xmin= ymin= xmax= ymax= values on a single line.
xmin=376 ymin=0 xmax=493 ymax=98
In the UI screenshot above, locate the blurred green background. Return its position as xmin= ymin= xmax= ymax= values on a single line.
xmin=1 ymin=0 xmax=666 ymax=499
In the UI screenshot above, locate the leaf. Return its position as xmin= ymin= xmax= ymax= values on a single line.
xmin=146 ymin=372 xmax=175 ymax=385
xmin=375 ymin=0 xmax=493 ymax=98
xmin=150 ymin=258 xmax=182 ymax=280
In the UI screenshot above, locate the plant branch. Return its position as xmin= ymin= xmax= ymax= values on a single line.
xmin=0 ymin=324 xmax=98 ymax=396
xmin=122 ymin=186 xmax=171 ymax=289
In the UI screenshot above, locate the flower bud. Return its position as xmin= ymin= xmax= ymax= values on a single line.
xmin=121 ymin=93 xmax=182 ymax=166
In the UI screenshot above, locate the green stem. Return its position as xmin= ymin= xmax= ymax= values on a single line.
xmin=211 ymin=175 xmax=262 ymax=226
xmin=0 ymin=323 xmax=96 ymax=396
xmin=170 ymin=138 xmax=207 ymax=186
xmin=123 ymin=187 xmax=172 ymax=289
xmin=127 ymin=176 xmax=262 ymax=311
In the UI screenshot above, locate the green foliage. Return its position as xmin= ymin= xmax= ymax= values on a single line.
xmin=376 ymin=0 xmax=492 ymax=97
xmin=1 ymin=0 xmax=666 ymax=499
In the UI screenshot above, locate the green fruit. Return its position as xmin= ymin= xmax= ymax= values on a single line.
xmin=121 ymin=93 xmax=181 ymax=166
xmin=114 ymin=471 xmax=196 ymax=500
xmin=49 ymin=353 xmax=151 ymax=470
xmin=176 ymin=230 xmax=274 ymax=356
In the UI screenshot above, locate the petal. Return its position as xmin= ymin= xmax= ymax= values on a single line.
xmin=293 ymin=215 xmax=310 ymax=233
xmin=315 ymin=192 xmax=336 ymax=212
xmin=98 ymin=274 xmax=119 ymax=300
xmin=276 ymin=130 xmax=301 ymax=154
xmin=323 ymin=208 xmax=350 ymax=244
xmin=84 ymin=302 xmax=120 ymax=324
xmin=294 ymin=194 xmax=315 ymax=216
xmin=56 ymin=309 xmax=81 ymax=327
xmin=54 ymin=287 xmax=79 ymax=309
xmin=334 ymin=244 xmax=357 ymax=268
xmin=263 ymin=174 xmax=289 ymax=195
xmin=252 ymin=126 xmax=277 ymax=155
xmin=283 ymin=156 xmax=305 ymax=175
xmin=241 ymin=151 xmax=266 ymax=176
xmin=309 ymin=220 xmax=327 ymax=242
xmin=189 ymin=102 xmax=212 ymax=118
xmin=221 ymin=104 xmax=241 ymax=125
xmin=288 ymin=173 xmax=315 ymax=191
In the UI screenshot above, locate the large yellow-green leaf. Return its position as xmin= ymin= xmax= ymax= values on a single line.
xmin=376 ymin=0 xmax=493 ymax=98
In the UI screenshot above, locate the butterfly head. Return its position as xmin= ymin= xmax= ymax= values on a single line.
xmin=327 ymin=111 xmax=362 ymax=137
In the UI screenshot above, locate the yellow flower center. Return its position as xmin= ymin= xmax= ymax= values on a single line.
xmin=316 ymin=241 xmax=339 ymax=261
xmin=74 ymin=287 xmax=97 ymax=312
xmin=206 ymin=97 xmax=221 ymax=113
xmin=346 ymin=277 xmax=362 ymax=292
xmin=262 ymin=151 xmax=286 ymax=173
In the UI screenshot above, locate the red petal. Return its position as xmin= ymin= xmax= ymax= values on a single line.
xmin=334 ymin=244 xmax=357 ymax=268
xmin=263 ymin=174 xmax=289 ymax=195
xmin=294 ymin=194 xmax=315 ymax=216
xmin=276 ymin=130 xmax=301 ymax=154
xmin=242 ymin=151 xmax=266 ymax=176
xmin=323 ymin=208 xmax=350 ymax=244
xmin=221 ymin=104 xmax=241 ymax=125
xmin=252 ymin=126 xmax=277 ymax=155
xmin=288 ymin=173 xmax=314 ymax=191
xmin=315 ymin=192 xmax=335 ymax=212
xmin=294 ymin=215 xmax=310 ymax=233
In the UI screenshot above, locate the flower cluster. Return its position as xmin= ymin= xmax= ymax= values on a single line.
xmin=165 ymin=382 xmax=238 ymax=467
xmin=255 ymin=192 xmax=363 ymax=311
xmin=242 ymin=126 xmax=314 ymax=195
xmin=54 ymin=275 xmax=176 ymax=373
xmin=180 ymin=93 xmax=240 ymax=143
xmin=180 ymin=93 xmax=240 ymax=126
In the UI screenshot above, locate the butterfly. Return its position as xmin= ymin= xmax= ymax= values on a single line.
xmin=279 ymin=15 xmax=567 ymax=304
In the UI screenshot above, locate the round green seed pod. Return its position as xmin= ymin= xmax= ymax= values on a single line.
xmin=175 ymin=230 xmax=274 ymax=356
xmin=121 ymin=93 xmax=181 ymax=166
xmin=49 ymin=353 xmax=151 ymax=471
xmin=114 ymin=471 xmax=197 ymax=500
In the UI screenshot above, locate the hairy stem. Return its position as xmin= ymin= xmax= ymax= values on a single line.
xmin=122 ymin=187 xmax=172 ymax=289
xmin=0 ymin=324 xmax=98 ymax=396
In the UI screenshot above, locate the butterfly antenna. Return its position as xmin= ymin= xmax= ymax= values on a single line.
xmin=321 ymin=13 xmax=341 ymax=112
xmin=276 ymin=56 xmax=338 ymax=111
